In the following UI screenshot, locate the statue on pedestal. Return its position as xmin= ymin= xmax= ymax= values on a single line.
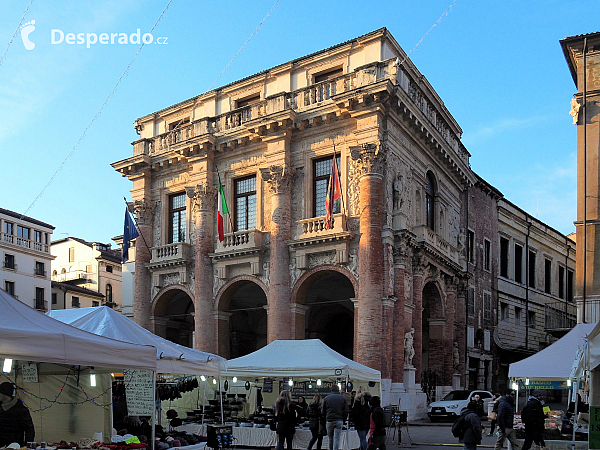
xmin=404 ymin=328 xmax=415 ymax=366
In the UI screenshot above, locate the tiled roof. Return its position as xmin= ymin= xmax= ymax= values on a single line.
xmin=562 ymin=31 xmax=600 ymax=41
xmin=51 ymin=281 xmax=105 ymax=298
xmin=0 ymin=208 xmax=55 ymax=230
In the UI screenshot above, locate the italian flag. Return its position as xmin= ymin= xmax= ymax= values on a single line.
xmin=217 ymin=179 xmax=229 ymax=242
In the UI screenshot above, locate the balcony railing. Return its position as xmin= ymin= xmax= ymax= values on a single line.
xmin=3 ymin=262 xmax=17 ymax=270
xmin=576 ymin=300 xmax=600 ymax=324
xmin=1 ymin=232 xmax=50 ymax=254
xmin=544 ymin=301 xmax=577 ymax=330
xmin=150 ymin=242 xmax=191 ymax=265
xmin=217 ymin=229 xmax=263 ymax=252
xmin=297 ymin=214 xmax=347 ymax=240
xmin=52 ymin=271 xmax=88 ymax=283
xmin=413 ymin=225 xmax=458 ymax=263
xmin=34 ymin=269 xmax=47 ymax=277
xmin=35 ymin=299 xmax=48 ymax=311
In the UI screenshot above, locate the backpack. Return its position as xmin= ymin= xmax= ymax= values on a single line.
xmin=451 ymin=414 xmax=466 ymax=438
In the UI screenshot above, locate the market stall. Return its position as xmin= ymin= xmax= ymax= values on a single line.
xmin=508 ymin=323 xmax=596 ymax=444
xmin=0 ymin=288 xmax=157 ymax=445
xmin=219 ymin=339 xmax=380 ymax=450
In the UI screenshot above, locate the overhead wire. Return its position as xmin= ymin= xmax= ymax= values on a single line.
xmin=21 ymin=0 xmax=176 ymax=218
xmin=0 ymin=0 xmax=36 ymax=68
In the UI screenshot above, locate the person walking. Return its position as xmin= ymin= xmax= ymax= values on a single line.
xmin=458 ymin=402 xmax=483 ymax=450
xmin=521 ymin=394 xmax=546 ymax=450
xmin=275 ymin=390 xmax=298 ymax=450
xmin=487 ymin=394 xmax=501 ymax=436
xmin=494 ymin=390 xmax=520 ymax=450
xmin=351 ymin=390 xmax=372 ymax=450
xmin=307 ymin=394 xmax=325 ymax=450
xmin=367 ymin=396 xmax=386 ymax=450
xmin=322 ymin=384 xmax=348 ymax=450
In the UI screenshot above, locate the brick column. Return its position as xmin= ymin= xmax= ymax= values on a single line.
xmin=381 ymin=296 xmax=396 ymax=379
xmin=213 ymin=311 xmax=232 ymax=358
xmin=290 ymin=303 xmax=309 ymax=339
xmin=261 ymin=166 xmax=294 ymax=342
xmin=412 ymin=253 xmax=425 ymax=384
xmin=187 ymin=184 xmax=217 ymax=353
xmin=392 ymin=240 xmax=409 ymax=382
xmin=350 ymin=143 xmax=386 ymax=370
xmin=455 ymin=280 xmax=468 ymax=388
xmin=130 ymin=200 xmax=156 ymax=330
xmin=444 ymin=278 xmax=457 ymax=387
xmin=350 ymin=298 xmax=359 ymax=354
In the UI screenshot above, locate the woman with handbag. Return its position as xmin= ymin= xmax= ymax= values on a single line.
xmin=276 ymin=390 xmax=298 ymax=450
xmin=487 ymin=393 xmax=501 ymax=436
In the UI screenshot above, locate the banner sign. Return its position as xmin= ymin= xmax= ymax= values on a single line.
xmin=124 ymin=369 xmax=154 ymax=415
xmin=518 ymin=380 xmax=569 ymax=390
xmin=22 ymin=364 xmax=38 ymax=383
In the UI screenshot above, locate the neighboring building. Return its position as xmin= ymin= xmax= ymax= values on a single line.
xmin=51 ymin=281 xmax=105 ymax=309
xmin=1 ymin=208 xmax=54 ymax=311
xmin=51 ymin=237 xmax=123 ymax=310
xmin=561 ymin=32 xmax=600 ymax=324
xmin=112 ymin=28 xmax=577 ymax=416
xmin=495 ymin=198 xmax=576 ymax=393
xmin=112 ymin=234 xmax=135 ymax=317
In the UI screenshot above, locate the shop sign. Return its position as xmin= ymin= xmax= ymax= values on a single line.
xmin=263 ymin=378 xmax=273 ymax=393
xmin=124 ymin=369 xmax=154 ymax=415
xmin=589 ymin=406 xmax=600 ymax=449
xmin=517 ymin=380 xmax=569 ymax=390
xmin=22 ymin=364 xmax=38 ymax=383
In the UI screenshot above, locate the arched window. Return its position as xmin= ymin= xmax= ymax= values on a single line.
xmin=106 ymin=284 xmax=113 ymax=305
xmin=425 ymin=172 xmax=436 ymax=230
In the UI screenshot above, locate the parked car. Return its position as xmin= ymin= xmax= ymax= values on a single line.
xmin=427 ymin=389 xmax=493 ymax=422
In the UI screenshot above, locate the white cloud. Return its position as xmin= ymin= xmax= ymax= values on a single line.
xmin=463 ymin=116 xmax=550 ymax=147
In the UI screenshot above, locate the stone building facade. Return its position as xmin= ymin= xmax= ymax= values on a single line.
xmin=113 ymin=28 xmax=574 ymax=416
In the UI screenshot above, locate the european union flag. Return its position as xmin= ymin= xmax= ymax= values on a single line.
xmin=123 ymin=208 xmax=140 ymax=263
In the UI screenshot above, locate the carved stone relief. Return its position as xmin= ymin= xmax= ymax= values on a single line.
xmin=347 ymin=249 xmax=359 ymax=281
xmin=152 ymin=202 xmax=162 ymax=247
xmin=347 ymin=156 xmax=361 ymax=216
xmin=449 ymin=209 xmax=460 ymax=248
xmin=213 ymin=269 xmax=225 ymax=297
xmin=349 ymin=143 xmax=387 ymax=176
xmin=258 ymin=262 xmax=270 ymax=290
xmin=161 ymin=273 xmax=181 ymax=287
xmin=387 ymin=244 xmax=394 ymax=296
xmin=260 ymin=165 xmax=295 ymax=195
xmin=129 ymin=200 xmax=157 ymax=227
xmin=289 ymin=257 xmax=303 ymax=289
xmin=308 ymin=251 xmax=336 ymax=268
xmin=404 ymin=273 xmax=412 ymax=301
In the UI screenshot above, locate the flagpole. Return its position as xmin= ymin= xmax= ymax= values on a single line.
xmin=332 ymin=142 xmax=347 ymax=218
xmin=216 ymin=170 xmax=236 ymax=245
xmin=123 ymin=196 xmax=151 ymax=254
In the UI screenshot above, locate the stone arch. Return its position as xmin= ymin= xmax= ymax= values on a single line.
xmin=151 ymin=284 xmax=195 ymax=347
xmin=291 ymin=265 xmax=356 ymax=359
xmin=151 ymin=283 xmax=194 ymax=316
xmin=213 ymin=275 xmax=268 ymax=359
xmin=421 ymin=280 xmax=447 ymax=381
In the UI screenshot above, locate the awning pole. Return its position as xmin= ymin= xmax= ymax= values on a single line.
xmin=219 ymin=375 xmax=224 ymax=424
xmin=202 ymin=378 xmax=207 ymax=426
xmin=152 ymin=371 xmax=156 ymax=450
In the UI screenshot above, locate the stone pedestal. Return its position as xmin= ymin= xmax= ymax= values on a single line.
xmin=453 ymin=373 xmax=462 ymax=390
xmin=404 ymin=366 xmax=416 ymax=391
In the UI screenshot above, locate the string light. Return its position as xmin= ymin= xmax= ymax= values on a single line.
xmin=232 ymin=377 xmax=237 ymax=383
xmin=317 ymin=379 xmax=322 ymax=386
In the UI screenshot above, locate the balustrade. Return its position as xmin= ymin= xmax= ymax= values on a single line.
xmin=1 ymin=232 xmax=49 ymax=254
xmin=217 ymin=230 xmax=263 ymax=252
xmin=297 ymin=214 xmax=347 ymax=239
xmin=150 ymin=242 xmax=191 ymax=265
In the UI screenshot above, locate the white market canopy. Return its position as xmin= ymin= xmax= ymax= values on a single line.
xmin=508 ymin=323 xmax=596 ymax=380
xmin=224 ymin=339 xmax=381 ymax=382
xmin=47 ymin=306 xmax=225 ymax=375
xmin=0 ymin=289 xmax=157 ymax=370
xmin=581 ymin=321 xmax=600 ymax=372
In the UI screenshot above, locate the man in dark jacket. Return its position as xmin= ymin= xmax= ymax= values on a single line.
xmin=458 ymin=402 xmax=482 ymax=450
xmin=367 ymin=396 xmax=386 ymax=450
xmin=322 ymin=384 xmax=348 ymax=450
xmin=521 ymin=395 xmax=546 ymax=450
xmin=494 ymin=390 xmax=519 ymax=450
xmin=0 ymin=382 xmax=35 ymax=446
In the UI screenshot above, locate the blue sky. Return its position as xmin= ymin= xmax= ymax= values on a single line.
xmin=0 ymin=0 xmax=595 ymax=245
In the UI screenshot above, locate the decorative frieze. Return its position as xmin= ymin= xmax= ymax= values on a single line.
xmin=308 ymin=251 xmax=336 ymax=268
xmin=260 ymin=165 xmax=295 ymax=194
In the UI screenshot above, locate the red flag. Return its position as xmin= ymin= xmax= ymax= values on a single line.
xmin=324 ymin=156 xmax=341 ymax=229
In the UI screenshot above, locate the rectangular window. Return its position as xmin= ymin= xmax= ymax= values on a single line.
xmin=169 ymin=192 xmax=187 ymax=243
xmin=4 ymin=254 xmax=15 ymax=270
xmin=515 ymin=306 xmax=522 ymax=325
xmin=484 ymin=239 xmax=491 ymax=271
xmin=234 ymin=176 xmax=257 ymax=231
xmin=69 ymin=247 xmax=75 ymax=262
xmin=86 ymin=265 xmax=92 ymax=274
xmin=559 ymin=266 xmax=565 ymax=299
xmin=544 ymin=259 xmax=552 ymax=294
xmin=17 ymin=225 xmax=29 ymax=240
xmin=35 ymin=261 xmax=45 ymax=276
xmin=4 ymin=221 xmax=14 ymax=235
xmin=4 ymin=281 xmax=15 ymax=296
xmin=500 ymin=237 xmax=509 ymax=278
xmin=500 ymin=302 xmax=508 ymax=321
xmin=44 ymin=233 xmax=49 ymax=245
xmin=528 ymin=250 xmax=536 ymax=288
xmin=567 ymin=270 xmax=574 ymax=302
xmin=467 ymin=326 xmax=475 ymax=348
xmin=313 ymin=155 xmax=341 ymax=217
xmin=92 ymin=301 xmax=99 ymax=307
xmin=468 ymin=230 xmax=475 ymax=264
xmin=483 ymin=292 xmax=492 ymax=322
xmin=52 ymin=293 xmax=57 ymax=305
xmin=528 ymin=310 xmax=536 ymax=329
xmin=35 ymin=287 xmax=45 ymax=310
xmin=467 ymin=287 xmax=475 ymax=317
xmin=514 ymin=244 xmax=523 ymax=283
xmin=72 ymin=296 xmax=80 ymax=308
xmin=106 ymin=265 xmax=113 ymax=273
xmin=33 ymin=230 xmax=42 ymax=243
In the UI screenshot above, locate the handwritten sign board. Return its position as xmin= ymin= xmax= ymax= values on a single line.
xmin=263 ymin=378 xmax=273 ymax=393
xmin=22 ymin=364 xmax=38 ymax=383
xmin=124 ymin=369 xmax=154 ymax=416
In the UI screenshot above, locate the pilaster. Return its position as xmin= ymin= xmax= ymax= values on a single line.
xmin=213 ymin=310 xmax=232 ymax=358
xmin=290 ymin=303 xmax=310 ymax=340
xmin=411 ymin=252 xmax=425 ymax=384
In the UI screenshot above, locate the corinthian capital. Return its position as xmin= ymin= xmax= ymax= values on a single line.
xmin=349 ymin=143 xmax=387 ymax=175
xmin=185 ymin=184 xmax=217 ymax=212
xmin=128 ymin=200 xmax=156 ymax=226
xmin=260 ymin=165 xmax=296 ymax=194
